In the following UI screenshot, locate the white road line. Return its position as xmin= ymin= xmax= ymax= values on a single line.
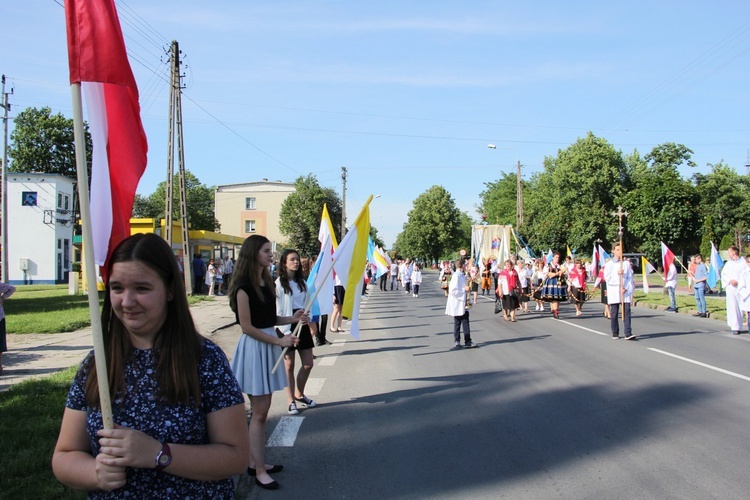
xmin=648 ymin=348 xmax=750 ymax=382
xmin=267 ymin=416 xmax=304 ymax=447
xmin=556 ymin=319 xmax=609 ymax=336
xmin=318 ymin=355 xmax=337 ymax=366
xmin=303 ymin=377 xmax=325 ymax=396
xmin=559 ymin=319 xmax=750 ymax=382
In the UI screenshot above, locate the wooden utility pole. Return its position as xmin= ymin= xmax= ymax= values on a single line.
xmin=165 ymin=41 xmax=192 ymax=293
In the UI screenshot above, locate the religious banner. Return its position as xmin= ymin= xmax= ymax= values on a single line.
xmin=471 ymin=225 xmax=513 ymax=264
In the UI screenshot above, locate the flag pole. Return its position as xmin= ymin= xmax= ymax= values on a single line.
xmin=71 ymin=83 xmax=113 ymax=430
xmin=271 ymin=251 xmax=338 ymax=374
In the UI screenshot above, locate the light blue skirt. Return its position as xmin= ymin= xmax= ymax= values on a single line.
xmin=231 ymin=327 xmax=287 ymax=396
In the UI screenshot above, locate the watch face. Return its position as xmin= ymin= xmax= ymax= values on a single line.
xmin=159 ymin=454 xmax=170 ymax=466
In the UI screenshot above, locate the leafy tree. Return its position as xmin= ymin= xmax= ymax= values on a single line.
xmin=133 ymin=170 xmax=219 ymax=231
xmin=477 ymin=173 xmax=522 ymax=226
xmin=623 ymin=143 xmax=700 ymax=261
xmin=394 ymin=186 xmax=463 ymax=262
xmin=8 ymin=106 xmax=92 ymax=181
xmin=524 ymin=132 xmax=630 ymax=252
xmin=370 ymin=225 xmax=385 ymax=249
xmin=693 ymin=162 xmax=750 ymax=244
xmin=278 ymin=175 xmax=343 ymax=256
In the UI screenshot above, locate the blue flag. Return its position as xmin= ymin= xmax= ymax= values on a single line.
xmin=708 ymin=241 xmax=724 ymax=289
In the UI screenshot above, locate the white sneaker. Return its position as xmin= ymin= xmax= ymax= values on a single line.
xmin=288 ymin=402 xmax=299 ymax=415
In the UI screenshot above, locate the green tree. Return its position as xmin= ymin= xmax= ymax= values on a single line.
xmin=693 ymin=162 xmax=750 ymax=245
xmin=278 ymin=175 xmax=343 ymax=256
xmin=477 ymin=173 xmax=521 ymax=225
xmin=369 ymin=225 xmax=385 ymax=249
xmin=394 ymin=186 xmax=463 ymax=262
xmin=623 ymin=143 xmax=700 ymax=260
xmin=524 ymin=132 xmax=630 ymax=252
xmin=8 ymin=106 xmax=92 ymax=180
xmin=134 ymin=171 xmax=219 ymax=231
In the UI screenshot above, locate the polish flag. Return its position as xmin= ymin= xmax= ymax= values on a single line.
xmin=66 ymin=0 xmax=148 ymax=280
xmin=661 ymin=241 xmax=675 ymax=274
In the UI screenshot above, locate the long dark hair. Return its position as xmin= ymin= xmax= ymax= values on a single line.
xmin=84 ymin=233 xmax=203 ymax=407
xmin=277 ymin=249 xmax=307 ymax=296
xmin=230 ymin=235 xmax=275 ymax=313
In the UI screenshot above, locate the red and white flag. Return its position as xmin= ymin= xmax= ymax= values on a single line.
xmin=66 ymin=0 xmax=148 ymax=278
xmin=661 ymin=241 xmax=675 ymax=274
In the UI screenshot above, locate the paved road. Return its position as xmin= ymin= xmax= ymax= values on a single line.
xmin=3 ymin=275 xmax=750 ymax=498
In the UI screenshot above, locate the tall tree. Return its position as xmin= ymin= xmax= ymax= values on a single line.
xmin=693 ymin=162 xmax=750 ymax=245
xmin=524 ymin=132 xmax=630 ymax=252
xmin=477 ymin=172 xmax=522 ymax=226
xmin=623 ymin=143 xmax=700 ymax=260
xmin=132 ymin=170 xmax=219 ymax=231
xmin=394 ymin=185 xmax=463 ymax=262
xmin=8 ymin=106 xmax=92 ymax=180
xmin=278 ymin=175 xmax=343 ymax=256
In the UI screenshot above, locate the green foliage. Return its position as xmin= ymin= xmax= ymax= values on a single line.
xmin=693 ymin=162 xmax=750 ymax=243
xmin=8 ymin=106 xmax=92 ymax=182
xmin=131 ymin=170 xmax=219 ymax=231
xmin=477 ymin=173 xmax=519 ymax=225
xmin=624 ymin=143 xmax=700 ymax=260
xmin=369 ymin=225 xmax=385 ymax=249
xmin=0 ymin=367 xmax=84 ymax=499
xmin=524 ymin=132 xmax=629 ymax=252
xmin=720 ymin=233 xmax=735 ymax=250
xmin=278 ymin=175 xmax=343 ymax=256
xmin=394 ymin=186 xmax=464 ymax=262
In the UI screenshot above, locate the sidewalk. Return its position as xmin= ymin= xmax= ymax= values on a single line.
xmin=0 ymin=297 xmax=241 ymax=392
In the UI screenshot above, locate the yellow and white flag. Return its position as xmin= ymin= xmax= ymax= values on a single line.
xmin=332 ymin=196 xmax=372 ymax=339
xmin=641 ymin=256 xmax=656 ymax=293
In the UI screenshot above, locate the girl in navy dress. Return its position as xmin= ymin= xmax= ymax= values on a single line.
xmin=53 ymin=233 xmax=249 ymax=498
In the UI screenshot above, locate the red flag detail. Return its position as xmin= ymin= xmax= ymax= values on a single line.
xmin=65 ymin=0 xmax=148 ymax=281
xmin=661 ymin=242 xmax=675 ymax=273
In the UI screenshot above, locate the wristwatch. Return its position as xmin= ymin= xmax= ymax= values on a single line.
xmin=154 ymin=442 xmax=172 ymax=471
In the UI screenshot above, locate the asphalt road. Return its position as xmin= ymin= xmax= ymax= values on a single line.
xmin=218 ymin=273 xmax=750 ymax=499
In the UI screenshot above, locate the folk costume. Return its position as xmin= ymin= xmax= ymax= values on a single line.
xmin=541 ymin=262 xmax=567 ymax=302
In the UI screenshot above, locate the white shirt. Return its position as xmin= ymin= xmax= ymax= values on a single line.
xmin=665 ymin=264 xmax=678 ymax=288
xmin=603 ymin=258 xmax=634 ymax=304
xmin=721 ymin=258 xmax=747 ymax=288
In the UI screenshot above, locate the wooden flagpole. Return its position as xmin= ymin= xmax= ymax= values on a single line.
xmin=70 ymin=84 xmax=113 ymax=430
xmin=612 ymin=206 xmax=629 ymax=320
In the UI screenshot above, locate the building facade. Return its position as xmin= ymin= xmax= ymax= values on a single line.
xmin=7 ymin=172 xmax=75 ymax=285
xmin=214 ymin=179 xmax=295 ymax=245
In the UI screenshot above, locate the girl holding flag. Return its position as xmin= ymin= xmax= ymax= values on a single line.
xmin=276 ymin=249 xmax=318 ymax=416
xmin=229 ymin=235 xmax=305 ymax=490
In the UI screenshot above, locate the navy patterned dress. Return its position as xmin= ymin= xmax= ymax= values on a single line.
xmin=66 ymin=339 xmax=244 ymax=499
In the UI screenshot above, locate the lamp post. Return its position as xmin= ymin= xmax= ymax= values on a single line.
xmin=487 ymin=144 xmax=522 ymax=228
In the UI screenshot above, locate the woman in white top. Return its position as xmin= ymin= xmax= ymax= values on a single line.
xmin=276 ymin=249 xmax=317 ymax=415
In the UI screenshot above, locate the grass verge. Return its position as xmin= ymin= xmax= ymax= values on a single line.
xmin=7 ymin=285 xmax=214 ymax=334
xmin=0 ymin=367 xmax=83 ymax=499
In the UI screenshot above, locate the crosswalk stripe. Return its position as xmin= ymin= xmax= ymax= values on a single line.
xmin=267 ymin=416 xmax=305 ymax=447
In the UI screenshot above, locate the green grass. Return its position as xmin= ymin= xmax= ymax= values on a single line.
xmin=6 ymin=285 xmax=215 ymax=334
xmin=633 ymin=290 xmax=727 ymax=321
xmin=0 ymin=367 xmax=84 ymax=499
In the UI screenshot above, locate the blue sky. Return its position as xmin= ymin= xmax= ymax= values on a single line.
xmin=2 ymin=1 xmax=750 ymax=247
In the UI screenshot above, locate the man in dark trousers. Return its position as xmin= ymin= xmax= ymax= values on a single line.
xmin=192 ymin=253 xmax=206 ymax=294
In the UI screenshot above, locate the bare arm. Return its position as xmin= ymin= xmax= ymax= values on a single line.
xmin=52 ymin=408 xmax=126 ymax=492
xmin=95 ymin=404 xmax=249 ymax=481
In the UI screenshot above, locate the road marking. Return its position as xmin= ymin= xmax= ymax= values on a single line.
xmin=318 ymin=355 xmax=337 ymax=366
xmin=303 ymin=377 xmax=325 ymax=396
xmin=267 ymin=416 xmax=304 ymax=447
xmin=556 ymin=319 xmax=609 ymax=336
xmin=648 ymin=348 xmax=750 ymax=382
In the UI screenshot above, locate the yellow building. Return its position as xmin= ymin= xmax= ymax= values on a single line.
xmin=129 ymin=218 xmax=245 ymax=261
xmin=214 ymin=179 xmax=295 ymax=246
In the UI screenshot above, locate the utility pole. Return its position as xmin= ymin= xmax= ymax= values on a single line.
xmin=165 ymin=41 xmax=192 ymax=293
xmin=1 ymin=75 xmax=13 ymax=283
xmin=341 ymin=166 xmax=347 ymax=237
xmin=516 ymin=160 xmax=523 ymax=228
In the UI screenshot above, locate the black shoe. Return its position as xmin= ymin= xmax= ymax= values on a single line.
xmin=692 ymin=312 xmax=703 ymax=317
xmin=733 ymin=331 xmax=741 ymax=335
xmin=255 ymin=478 xmax=280 ymax=490
xmin=248 ymin=465 xmax=284 ymax=476
xmin=625 ymin=334 xmax=637 ymax=341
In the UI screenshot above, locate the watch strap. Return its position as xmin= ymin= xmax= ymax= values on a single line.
xmin=155 ymin=442 xmax=171 ymax=471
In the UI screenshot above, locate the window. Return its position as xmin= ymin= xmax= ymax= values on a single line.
xmin=245 ymin=197 xmax=256 ymax=210
xmin=58 ymin=193 xmax=63 ymax=208
xmin=22 ymin=191 xmax=37 ymax=206
xmin=64 ymin=195 xmax=70 ymax=210
xmin=245 ymin=220 xmax=256 ymax=233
